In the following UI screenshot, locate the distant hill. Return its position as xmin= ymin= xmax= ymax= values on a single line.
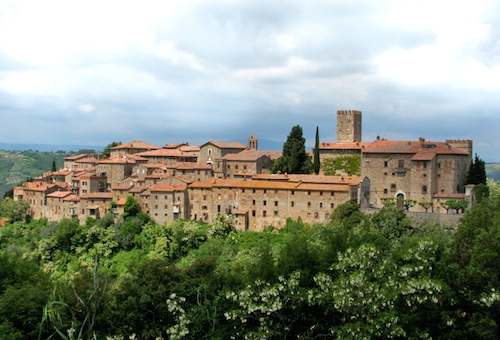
xmin=486 ymin=163 xmax=500 ymax=181
xmin=0 ymin=150 xmax=69 ymax=197
xmin=0 ymin=142 xmax=102 ymax=153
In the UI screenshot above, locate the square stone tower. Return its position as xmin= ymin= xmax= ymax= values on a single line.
xmin=336 ymin=110 xmax=362 ymax=143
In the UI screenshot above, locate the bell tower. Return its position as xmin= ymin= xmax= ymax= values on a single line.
xmin=248 ymin=135 xmax=258 ymax=150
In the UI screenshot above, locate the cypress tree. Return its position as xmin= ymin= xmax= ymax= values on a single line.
xmin=51 ymin=160 xmax=57 ymax=172
xmin=466 ymin=154 xmax=487 ymax=185
xmin=313 ymin=126 xmax=320 ymax=174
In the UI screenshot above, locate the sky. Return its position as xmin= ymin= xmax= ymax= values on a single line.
xmin=0 ymin=0 xmax=499 ymax=160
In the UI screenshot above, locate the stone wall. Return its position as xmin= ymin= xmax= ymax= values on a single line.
xmin=336 ymin=110 xmax=362 ymax=142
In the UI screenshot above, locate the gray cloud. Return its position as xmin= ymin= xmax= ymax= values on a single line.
xmin=0 ymin=0 xmax=499 ymax=161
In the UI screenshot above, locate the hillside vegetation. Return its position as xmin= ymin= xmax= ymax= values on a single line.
xmin=0 ymin=150 xmax=67 ymax=197
xmin=487 ymin=163 xmax=500 ymax=181
xmin=0 ymin=185 xmax=499 ymax=339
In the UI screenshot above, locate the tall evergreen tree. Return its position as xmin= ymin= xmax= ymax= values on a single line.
xmin=466 ymin=154 xmax=487 ymax=185
xmin=313 ymin=126 xmax=320 ymax=175
xmin=272 ymin=125 xmax=310 ymax=174
xmin=51 ymin=159 xmax=57 ymax=172
xmin=102 ymin=141 xmax=122 ymax=158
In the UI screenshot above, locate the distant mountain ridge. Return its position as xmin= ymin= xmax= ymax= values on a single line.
xmin=0 ymin=142 xmax=103 ymax=153
xmin=486 ymin=163 xmax=500 ymax=181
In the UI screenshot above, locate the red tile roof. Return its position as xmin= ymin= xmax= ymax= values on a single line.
xmin=149 ymin=183 xmax=187 ymax=192
xmin=80 ymin=192 xmax=114 ymax=200
xmin=189 ymin=178 xmax=351 ymax=192
xmin=223 ymin=150 xmax=272 ymax=161
xmin=64 ymin=153 xmax=90 ymax=161
xmin=63 ymin=194 xmax=80 ymax=202
xmin=98 ymin=157 xmax=136 ymax=165
xmin=320 ymin=142 xmax=365 ymax=150
xmin=362 ymin=140 xmax=469 ymax=155
xmin=202 ymin=141 xmax=247 ymax=149
xmin=47 ymin=191 xmax=73 ymax=198
xmin=111 ymin=140 xmax=160 ymax=150
xmin=164 ymin=143 xmax=188 ymax=149
xmin=136 ymin=149 xmax=197 ymax=158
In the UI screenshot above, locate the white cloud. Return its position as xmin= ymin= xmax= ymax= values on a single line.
xmin=78 ymin=104 xmax=95 ymax=113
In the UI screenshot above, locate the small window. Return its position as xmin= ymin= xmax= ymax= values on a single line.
xmin=291 ymin=201 xmax=295 ymax=207
xmin=308 ymin=191 xmax=311 ymax=195
xmin=390 ymin=183 xmax=396 ymax=192
xmin=308 ymin=202 xmax=311 ymax=208
xmin=235 ymin=165 xmax=239 ymax=170
xmin=263 ymin=200 xmax=267 ymax=206
xmin=274 ymin=201 xmax=278 ymax=206
xmin=264 ymin=189 xmax=267 ymax=194
xmin=423 ymin=162 xmax=427 ymax=169
xmin=330 ymin=203 xmax=334 ymax=209
xmin=384 ymin=188 xmax=388 ymax=194
xmin=331 ymin=192 xmax=334 ymax=196
xmin=274 ymin=210 xmax=279 ymax=216
xmin=422 ymin=185 xmax=428 ymax=194
xmin=252 ymin=210 xmax=256 ymax=217
xmin=243 ymin=165 xmax=247 ymax=170
xmin=291 ymin=190 xmax=295 ymax=195
xmin=252 ymin=199 xmax=256 ymax=205
xmin=384 ymin=160 xmax=388 ymax=167
xmin=263 ymin=210 xmax=267 ymax=217
xmin=253 ymin=189 xmax=256 ymax=193
xmin=217 ymin=205 xmax=221 ymax=213
xmin=320 ymin=202 xmax=323 ymax=208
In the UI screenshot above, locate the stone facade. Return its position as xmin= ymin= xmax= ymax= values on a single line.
xmin=336 ymin=110 xmax=362 ymax=143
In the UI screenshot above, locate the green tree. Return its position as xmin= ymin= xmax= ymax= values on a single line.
xmin=51 ymin=159 xmax=57 ymax=172
xmin=272 ymin=125 xmax=310 ymax=174
xmin=0 ymin=198 xmax=30 ymax=222
xmin=467 ymin=154 xmax=487 ymax=185
xmin=123 ymin=196 xmax=141 ymax=219
xmin=102 ymin=141 xmax=122 ymax=159
xmin=313 ymin=126 xmax=320 ymax=175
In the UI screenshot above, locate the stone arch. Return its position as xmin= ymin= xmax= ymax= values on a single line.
xmin=395 ymin=191 xmax=405 ymax=210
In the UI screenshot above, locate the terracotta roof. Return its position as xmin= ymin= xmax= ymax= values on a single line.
xmin=362 ymin=140 xmax=469 ymax=155
xmin=47 ymin=191 xmax=73 ymax=199
xmin=129 ymin=185 xmax=149 ymax=194
xmin=202 ymin=141 xmax=247 ymax=149
xmin=80 ymin=192 xmax=114 ymax=200
xmin=111 ymin=182 xmax=135 ymax=191
xmin=320 ymin=142 xmax=364 ymax=150
xmin=116 ymin=197 xmax=127 ymax=206
xmin=189 ymin=178 xmax=351 ymax=192
xmin=411 ymin=151 xmax=436 ymax=161
xmin=63 ymin=194 xmax=80 ymax=202
xmin=252 ymin=174 xmax=362 ymax=185
xmin=64 ymin=153 xmax=90 ymax=161
xmin=433 ymin=193 xmax=466 ymax=199
xmin=179 ymin=145 xmax=200 ymax=152
xmin=111 ymin=140 xmax=160 ymax=150
xmin=74 ymin=157 xmax=98 ymax=164
xmin=98 ymin=157 xmax=136 ymax=165
xmin=142 ymin=163 xmax=168 ymax=169
xmin=167 ymin=162 xmax=212 ymax=170
xmin=136 ymin=149 xmax=197 ymax=158
xmin=164 ymin=143 xmax=188 ymax=149
xmin=24 ymin=181 xmax=55 ymax=192
xmin=222 ymin=150 xmax=272 ymax=161
xmin=47 ymin=169 xmax=72 ymax=177
xmin=149 ymin=183 xmax=187 ymax=192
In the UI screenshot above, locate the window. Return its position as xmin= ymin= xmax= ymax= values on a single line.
xmin=217 ymin=205 xmax=221 ymax=213
xmin=227 ymin=165 xmax=231 ymax=169
xmin=384 ymin=188 xmax=388 ymax=194
xmin=274 ymin=210 xmax=279 ymax=216
xmin=253 ymin=189 xmax=256 ymax=193
xmin=203 ymin=195 xmax=207 ymax=200
xmin=314 ymin=212 xmax=319 ymax=219
xmin=438 ymin=162 xmax=441 ymax=169
xmin=291 ymin=191 xmax=295 ymax=195
xmin=291 ymin=201 xmax=295 ymax=207
xmin=390 ymin=183 xmax=396 ymax=192
xmin=308 ymin=202 xmax=311 ymax=208
xmin=274 ymin=201 xmax=278 ymax=206
xmin=320 ymin=202 xmax=323 ymax=208
xmin=422 ymin=185 xmax=428 ymax=194
xmin=263 ymin=200 xmax=267 ymax=206
xmin=330 ymin=203 xmax=334 ymax=209
xmin=155 ymin=195 xmax=158 ymax=199
xmin=252 ymin=210 xmax=256 ymax=217
xmin=243 ymin=165 xmax=247 ymax=170
xmin=253 ymin=199 xmax=256 ymax=205
xmin=384 ymin=160 xmax=389 ymax=167
xmin=320 ymin=191 xmax=323 ymax=196
xmin=242 ymin=189 xmax=245 ymax=193
xmin=308 ymin=191 xmax=311 ymax=195
xmin=235 ymin=165 xmax=239 ymax=170
xmin=264 ymin=189 xmax=267 ymax=194
xmin=423 ymin=162 xmax=427 ymax=169
xmin=263 ymin=210 xmax=267 ymax=217
xmin=331 ymin=192 xmax=334 ymax=196
xmin=398 ymin=160 xmax=404 ymax=168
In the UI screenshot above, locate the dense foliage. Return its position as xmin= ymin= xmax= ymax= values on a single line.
xmin=272 ymin=125 xmax=310 ymax=174
xmin=0 ymin=191 xmax=499 ymax=339
xmin=467 ymin=154 xmax=487 ymax=185
xmin=322 ymin=155 xmax=361 ymax=176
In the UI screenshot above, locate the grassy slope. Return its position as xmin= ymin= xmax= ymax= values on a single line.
xmin=0 ymin=151 xmax=68 ymax=197
xmin=486 ymin=163 xmax=500 ymax=181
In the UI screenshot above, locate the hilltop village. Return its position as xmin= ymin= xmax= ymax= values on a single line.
xmin=13 ymin=111 xmax=474 ymax=230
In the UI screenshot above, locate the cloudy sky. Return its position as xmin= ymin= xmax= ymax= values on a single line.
xmin=0 ymin=0 xmax=499 ymax=160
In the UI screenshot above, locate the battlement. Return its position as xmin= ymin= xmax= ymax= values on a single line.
xmin=446 ymin=139 xmax=473 ymax=158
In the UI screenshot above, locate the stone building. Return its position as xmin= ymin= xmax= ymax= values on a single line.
xmin=188 ymin=178 xmax=358 ymax=231
xmin=213 ymin=150 xmax=273 ymax=179
xmin=136 ymin=148 xmax=198 ymax=165
xmin=96 ymin=158 xmax=136 ymax=186
xmin=79 ymin=192 xmax=114 ymax=221
xmin=361 ymin=139 xmax=471 ymax=211
xmin=198 ymin=141 xmax=247 ymax=164
xmin=110 ymin=140 xmax=160 ymax=158
xmin=64 ymin=154 xmax=91 ymax=170
xmin=142 ymin=183 xmax=189 ymax=224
